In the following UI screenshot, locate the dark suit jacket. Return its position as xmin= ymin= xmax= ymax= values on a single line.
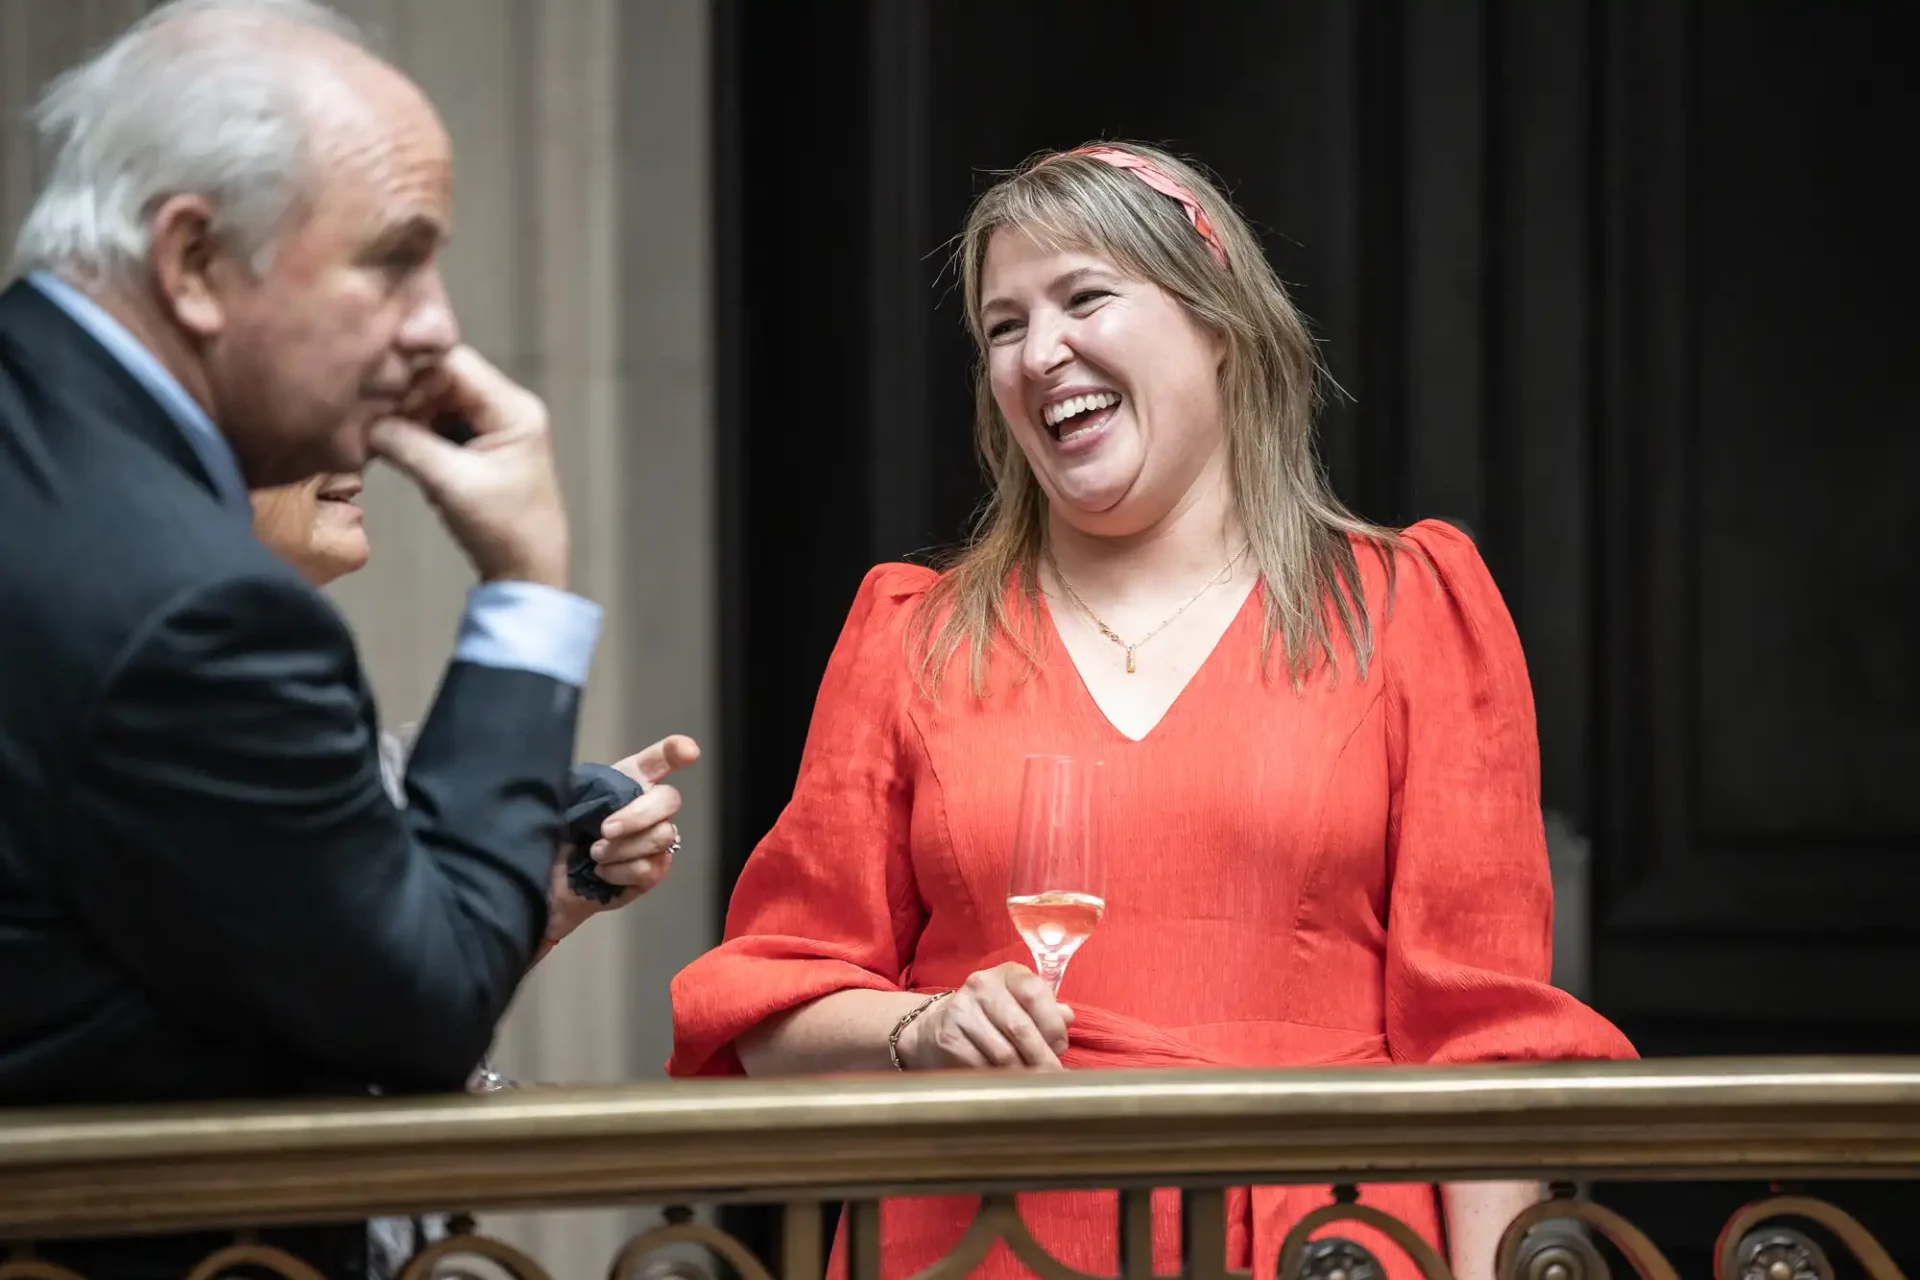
xmin=0 ymin=281 xmax=578 ymax=1274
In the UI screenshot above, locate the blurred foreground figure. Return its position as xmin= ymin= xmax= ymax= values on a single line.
xmin=248 ymin=471 xmax=699 ymax=1278
xmin=0 ymin=2 xmax=613 ymax=1274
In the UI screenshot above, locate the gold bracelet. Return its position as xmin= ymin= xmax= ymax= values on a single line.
xmin=888 ymin=991 xmax=950 ymax=1071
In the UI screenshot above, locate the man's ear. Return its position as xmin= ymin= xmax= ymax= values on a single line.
xmin=147 ymin=195 xmax=229 ymax=339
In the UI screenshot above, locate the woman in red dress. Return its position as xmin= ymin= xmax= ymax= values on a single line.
xmin=669 ymin=143 xmax=1634 ymax=1280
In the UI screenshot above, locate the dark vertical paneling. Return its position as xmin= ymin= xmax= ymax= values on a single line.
xmin=1400 ymin=0 xmax=1488 ymax=537
xmin=1303 ymin=0 xmax=1365 ymax=504
xmin=866 ymin=0 xmax=934 ymax=558
xmin=727 ymin=3 xmax=878 ymax=869
xmin=711 ymin=0 xmax=749 ymax=933
xmin=1350 ymin=0 xmax=1410 ymax=526
xmin=1499 ymin=0 xmax=1601 ymax=822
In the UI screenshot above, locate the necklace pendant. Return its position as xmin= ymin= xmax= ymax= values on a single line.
xmin=1125 ymin=647 xmax=1137 ymax=674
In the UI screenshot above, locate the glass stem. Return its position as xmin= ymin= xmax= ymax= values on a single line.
xmin=1037 ymin=953 xmax=1069 ymax=995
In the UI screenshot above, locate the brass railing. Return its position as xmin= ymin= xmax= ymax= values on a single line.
xmin=3 ymin=1057 xmax=1918 ymax=1280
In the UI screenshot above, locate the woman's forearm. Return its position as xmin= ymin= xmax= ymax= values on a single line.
xmin=734 ymin=989 xmax=931 ymax=1076
xmin=1442 ymin=1181 xmax=1541 ymax=1280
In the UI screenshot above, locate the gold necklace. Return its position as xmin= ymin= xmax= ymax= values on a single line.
xmin=1047 ymin=543 xmax=1251 ymax=673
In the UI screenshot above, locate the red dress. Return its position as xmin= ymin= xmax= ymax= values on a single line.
xmin=670 ymin=520 xmax=1635 ymax=1279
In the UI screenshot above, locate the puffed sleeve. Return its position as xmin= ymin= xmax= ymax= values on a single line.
xmin=1381 ymin=521 xmax=1635 ymax=1064
xmin=668 ymin=563 xmax=937 ymax=1077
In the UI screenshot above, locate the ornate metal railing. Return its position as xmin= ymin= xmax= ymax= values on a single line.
xmin=3 ymin=1057 xmax=1918 ymax=1280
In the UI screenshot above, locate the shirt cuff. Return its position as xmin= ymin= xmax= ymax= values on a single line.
xmin=454 ymin=582 xmax=602 ymax=687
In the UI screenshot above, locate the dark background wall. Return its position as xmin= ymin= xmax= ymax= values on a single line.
xmin=715 ymin=0 xmax=1916 ymax=1265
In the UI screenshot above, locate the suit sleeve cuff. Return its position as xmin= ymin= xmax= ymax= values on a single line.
xmin=454 ymin=582 xmax=602 ymax=687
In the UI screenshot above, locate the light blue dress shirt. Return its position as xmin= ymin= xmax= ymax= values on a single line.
xmin=28 ymin=271 xmax=602 ymax=687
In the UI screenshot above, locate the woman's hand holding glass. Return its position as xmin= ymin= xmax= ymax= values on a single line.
xmin=893 ymin=962 xmax=1076 ymax=1071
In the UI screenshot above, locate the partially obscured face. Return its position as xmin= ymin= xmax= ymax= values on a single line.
xmin=977 ymin=231 xmax=1228 ymax=538
xmin=250 ymin=471 xmax=369 ymax=587
xmin=193 ymin=41 xmax=459 ymax=487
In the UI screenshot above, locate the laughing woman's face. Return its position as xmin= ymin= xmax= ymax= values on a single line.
xmin=977 ymin=232 xmax=1228 ymax=538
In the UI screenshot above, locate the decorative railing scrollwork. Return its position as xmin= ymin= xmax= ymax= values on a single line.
xmin=1730 ymin=1225 xmax=1831 ymax=1280
xmin=398 ymin=1223 xmax=554 ymax=1280
xmin=1280 ymin=1187 xmax=1452 ymax=1280
xmin=1507 ymin=1199 xmax=1610 ymax=1280
xmin=1 ymin=1059 xmax=1918 ymax=1280
xmin=182 ymin=1237 xmax=330 ymax=1280
xmin=1294 ymin=1236 xmax=1386 ymax=1280
xmin=1497 ymin=1192 xmax=1679 ymax=1280
xmin=610 ymin=1206 xmax=776 ymax=1280
xmin=0 ymin=1252 xmax=86 ymax=1280
xmin=1717 ymin=1196 xmax=1907 ymax=1280
xmin=1509 ymin=1225 xmax=1609 ymax=1280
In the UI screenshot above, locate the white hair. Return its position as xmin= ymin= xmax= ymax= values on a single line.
xmin=10 ymin=0 xmax=371 ymax=287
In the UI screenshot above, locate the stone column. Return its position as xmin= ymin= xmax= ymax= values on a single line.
xmin=0 ymin=1 xmax=151 ymax=231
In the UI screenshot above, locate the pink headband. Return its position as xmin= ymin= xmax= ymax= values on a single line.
xmin=1060 ymin=146 xmax=1229 ymax=269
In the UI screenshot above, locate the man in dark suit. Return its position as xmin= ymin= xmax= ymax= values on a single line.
xmin=0 ymin=2 xmax=655 ymax=1269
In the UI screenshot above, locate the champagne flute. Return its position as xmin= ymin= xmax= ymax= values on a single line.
xmin=1005 ymin=755 xmax=1105 ymax=995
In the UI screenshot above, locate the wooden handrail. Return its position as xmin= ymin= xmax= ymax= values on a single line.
xmin=4 ymin=1057 xmax=1920 ymax=1240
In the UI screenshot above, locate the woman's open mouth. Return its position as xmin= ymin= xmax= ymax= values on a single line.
xmin=1041 ymin=390 xmax=1122 ymax=449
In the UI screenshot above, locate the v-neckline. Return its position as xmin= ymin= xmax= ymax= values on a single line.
xmin=1037 ymin=581 xmax=1260 ymax=745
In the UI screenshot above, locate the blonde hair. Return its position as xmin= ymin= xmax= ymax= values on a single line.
xmin=910 ymin=142 xmax=1400 ymax=698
